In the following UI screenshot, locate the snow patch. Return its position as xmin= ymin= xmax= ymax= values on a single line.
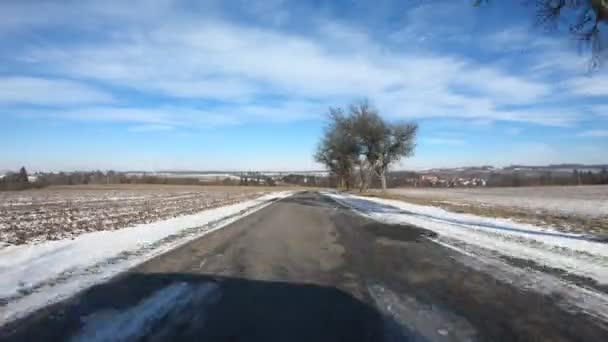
xmin=328 ymin=192 xmax=608 ymax=322
xmin=326 ymin=192 xmax=608 ymax=284
xmin=387 ymin=186 xmax=608 ymax=218
xmin=0 ymin=191 xmax=293 ymax=325
xmin=431 ymin=237 xmax=608 ymax=322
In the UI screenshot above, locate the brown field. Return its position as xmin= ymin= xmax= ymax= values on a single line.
xmin=0 ymin=184 xmax=301 ymax=245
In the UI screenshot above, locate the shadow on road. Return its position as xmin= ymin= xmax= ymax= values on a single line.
xmin=1 ymin=272 xmax=416 ymax=342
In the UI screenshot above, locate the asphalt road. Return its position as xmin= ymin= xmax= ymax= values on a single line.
xmin=2 ymin=192 xmax=607 ymax=341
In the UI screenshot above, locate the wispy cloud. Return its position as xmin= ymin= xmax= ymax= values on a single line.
xmin=567 ymin=75 xmax=608 ymax=97
xmin=578 ymin=130 xmax=608 ymax=137
xmin=591 ymin=106 xmax=608 ymax=116
xmin=423 ymin=138 xmax=465 ymax=145
xmin=505 ymin=127 xmax=523 ymax=136
xmin=10 ymin=4 xmax=590 ymax=128
xmin=128 ymin=124 xmax=175 ymax=132
xmin=0 ymin=77 xmax=113 ymax=106
xmin=19 ymin=101 xmax=323 ymax=127
xmin=485 ymin=143 xmax=607 ymax=166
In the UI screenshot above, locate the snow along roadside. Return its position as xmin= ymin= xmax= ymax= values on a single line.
xmin=0 ymin=191 xmax=294 ymax=326
xmin=325 ymin=191 xmax=608 ymax=322
xmin=325 ymin=192 xmax=608 ymax=284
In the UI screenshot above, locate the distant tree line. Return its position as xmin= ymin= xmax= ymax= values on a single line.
xmin=237 ymin=174 xmax=276 ymax=186
xmin=385 ymin=169 xmax=608 ymax=188
xmin=0 ymin=167 xmax=38 ymax=191
xmin=486 ymin=169 xmax=608 ymax=187
xmin=0 ymin=167 xmax=284 ymax=191
xmin=376 ymin=168 xmax=608 ymax=188
xmin=314 ymin=101 xmax=418 ymax=191
xmin=5 ymin=167 xmax=604 ymax=191
xmin=280 ymin=174 xmax=331 ymax=187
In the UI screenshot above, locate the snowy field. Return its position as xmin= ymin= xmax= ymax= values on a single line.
xmin=385 ymin=185 xmax=608 ymax=218
xmin=0 ymin=190 xmax=294 ymax=325
xmin=327 ymin=192 xmax=608 ymax=323
xmin=0 ymin=185 xmax=274 ymax=245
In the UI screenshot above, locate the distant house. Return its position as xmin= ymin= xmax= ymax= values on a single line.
xmin=420 ymin=174 xmax=439 ymax=185
xmin=420 ymin=174 xmax=439 ymax=182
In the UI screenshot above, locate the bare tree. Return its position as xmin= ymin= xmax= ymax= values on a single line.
xmin=18 ymin=167 xmax=29 ymax=183
xmin=315 ymin=102 xmax=418 ymax=191
xmin=350 ymin=102 xmax=418 ymax=191
xmin=314 ymin=107 xmax=360 ymax=190
xmin=474 ymin=0 xmax=608 ymax=70
xmin=355 ymin=156 xmax=373 ymax=193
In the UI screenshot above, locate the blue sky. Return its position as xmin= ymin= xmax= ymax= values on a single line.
xmin=0 ymin=0 xmax=607 ymax=171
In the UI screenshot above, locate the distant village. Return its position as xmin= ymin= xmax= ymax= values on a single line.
xmin=410 ymin=174 xmax=486 ymax=187
xmin=2 ymin=164 xmax=608 ymax=191
xmin=389 ymin=164 xmax=608 ymax=188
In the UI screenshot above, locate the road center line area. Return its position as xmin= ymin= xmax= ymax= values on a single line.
xmin=1 ymin=191 xmax=607 ymax=341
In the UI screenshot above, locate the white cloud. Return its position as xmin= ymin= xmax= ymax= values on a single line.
xmin=567 ymin=75 xmax=608 ymax=97
xmin=453 ymin=66 xmax=550 ymax=103
xmin=24 ymin=100 xmax=323 ymax=127
xmin=483 ymin=143 xmax=607 ymax=167
xmin=3 ymin=0 xmax=605 ymax=131
xmin=150 ymin=79 xmax=258 ymax=101
xmin=128 ymin=124 xmax=175 ymax=132
xmin=577 ymin=130 xmax=608 ymax=137
xmin=591 ymin=105 xmax=608 ymax=116
xmin=486 ymin=26 xmax=535 ymax=50
xmin=378 ymin=90 xmax=577 ymax=127
xmin=45 ymin=21 xmax=399 ymax=99
xmin=0 ymin=0 xmax=176 ymax=33
xmin=0 ymin=77 xmax=113 ymax=106
xmin=15 ymin=12 xmax=578 ymax=127
xmin=423 ymin=138 xmax=465 ymax=145
xmin=505 ymin=127 xmax=523 ymax=136
xmin=403 ymin=141 xmax=606 ymax=170
xmin=389 ymin=1 xmax=477 ymax=47
xmin=54 ymin=107 xmax=237 ymax=126
xmin=483 ymin=23 xmax=595 ymax=77
xmin=2 ymin=0 xmax=607 ymax=171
